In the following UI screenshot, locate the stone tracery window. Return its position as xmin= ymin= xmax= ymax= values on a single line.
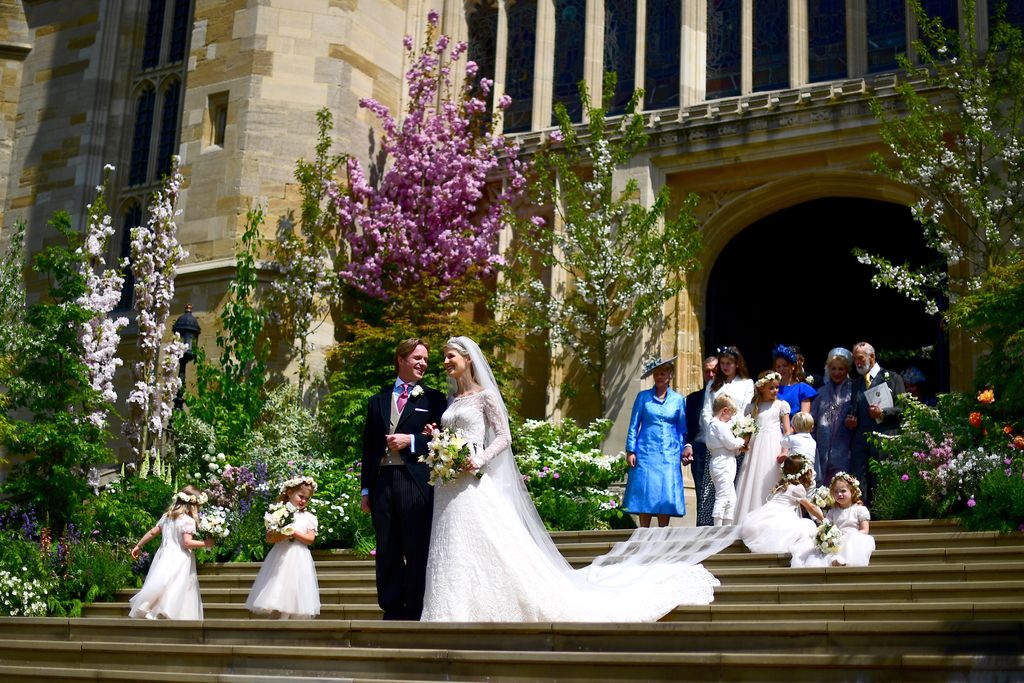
xmin=867 ymin=0 xmax=906 ymax=73
xmin=604 ymin=0 xmax=636 ymax=115
xmin=752 ymin=0 xmax=789 ymax=92
xmin=706 ymin=0 xmax=741 ymax=99
xmin=644 ymin=0 xmax=681 ymax=109
xmin=808 ymin=0 xmax=847 ymax=82
xmin=552 ymin=0 xmax=586 ymax=123
xmin=504 ymin=0 xmax=537 ymax=133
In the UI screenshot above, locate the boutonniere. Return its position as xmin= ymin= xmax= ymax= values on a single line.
xmin=410 ymin=385 xmax=424 ymax=399
xmin=805 ymin=374 xmax=815 ymax=385
xmin=883 ymin=371 xmax=891 ymax=382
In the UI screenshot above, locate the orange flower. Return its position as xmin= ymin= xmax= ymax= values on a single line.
xmin=969 ymin=412 xmax=983 ymax=428
xmin=977 ymin=389 xmax=995 ymax=404
xmin=1005 ymin=425 xmax=1015 ymax=435
xmin=1013 ymin=436 xmax=1024 ymax=450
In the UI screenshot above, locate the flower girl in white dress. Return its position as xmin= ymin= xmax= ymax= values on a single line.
xmin=245 ymin=476 xmax=320 ymax=619
xmin=734 ymin=371 xmax=792 ymax=523
xmin=793 ymin=472 xmax=875 ymax=567
xmin=740 ymin=455 xmax=821 ymax=557
xmin=129 ymin=486 xmax=214 ymax=620
xmin=420 ymin=337 xmax=726 ymax=623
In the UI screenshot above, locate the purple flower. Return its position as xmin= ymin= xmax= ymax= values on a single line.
xmin=552 ymin=472 xmax=560 ymax=479
xmin=966 ymin=497 xmax=976 ymax=508
xmin=549 ymin=130 xmax=564 ymax=143
xmin=900 ymin=474 xmax=910 ymax=481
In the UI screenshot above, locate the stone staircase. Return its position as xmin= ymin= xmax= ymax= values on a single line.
xmin=0 ymin=519 xmax=1021 ymax=681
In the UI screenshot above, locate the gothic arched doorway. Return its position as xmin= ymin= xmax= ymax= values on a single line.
xmin=703 ymin=197 xmax=948 ymax=394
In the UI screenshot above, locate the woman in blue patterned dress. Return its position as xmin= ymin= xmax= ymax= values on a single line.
xmin=623 ymin=357 xmax=692 ymax=528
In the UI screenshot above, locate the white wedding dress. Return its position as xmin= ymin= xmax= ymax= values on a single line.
xmin=421 ymin=383 xmax=725 ymax=623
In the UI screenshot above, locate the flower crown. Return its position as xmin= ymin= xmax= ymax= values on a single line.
xmin=772 ymin=344 xmax=797 ymax=364
xmin=176 ymin=491 xmax=208 ymax=505
xmin=781 ymin=456 xmax=814 ymax=485
xmin=280 ymin=475 xmax=317 ymax=494
xmin=830 ymin=471 xmax=862 ymax=500
xmin=755 ymin=371 xmax=782 ymax=389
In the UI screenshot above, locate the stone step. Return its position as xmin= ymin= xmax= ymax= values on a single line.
xmin=3 ymin=618 xmax=1022 ymax=654
xmin=0 ymin=638 xmax=1019 ymax=682
xmin=196 ymin=545 xmax=1024 ymax=584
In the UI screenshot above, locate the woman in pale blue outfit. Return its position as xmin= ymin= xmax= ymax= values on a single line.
xmin=623 ymin=357 xmax=692 ymax=527
xmin=810 ymin=347 xmax=856 ymax=484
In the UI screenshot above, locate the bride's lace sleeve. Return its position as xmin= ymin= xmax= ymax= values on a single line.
xmin=471 ymin=390 xmax=512 ymax=468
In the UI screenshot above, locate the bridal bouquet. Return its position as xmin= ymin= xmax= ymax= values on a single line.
xmin=264 ymin=501 xmax=301 ymax=536
xmin=421 ymin=426 xmax=482 ymax=486
xmin=731 ymin=415 xmax=757 ymax=439
xmin=808 ymin=485 xmax=833 ymax=511
xmin=198 ymin=505 xmax=230 ymax=539
xmin=814 ymin=520 xmax=843 ymax=555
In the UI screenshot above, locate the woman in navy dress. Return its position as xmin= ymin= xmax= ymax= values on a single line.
xmin=773 ymin=345 xmax=817 ymax=417
xmin=623 ymin=357 xmax=692 ymax=528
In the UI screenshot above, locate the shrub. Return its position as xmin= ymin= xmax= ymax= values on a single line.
xmin=240 ymin=383 xmax=330 ymax=481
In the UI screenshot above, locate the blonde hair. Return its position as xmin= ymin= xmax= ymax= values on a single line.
xmin=165 ymin=485 xmax=205 ymax=526
xmin=791 ymin=411 xmax=814 ymax=433
xmin=712 ymin=394 xmax=738 ymax=414
xmin=277 ymin=481 xmax=315 ymax=504
xmin=829 ymin=472 xmax=863 ymax=504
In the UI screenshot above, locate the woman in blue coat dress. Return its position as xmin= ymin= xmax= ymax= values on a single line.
xmin=623 ymin=357 xmax=693 ymax=528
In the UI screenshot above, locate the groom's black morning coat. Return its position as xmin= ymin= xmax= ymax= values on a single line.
xmin=360 ymin=381 xmax=447 ymax=620
xmin=360 ymin=383 xmax=447 ymax=501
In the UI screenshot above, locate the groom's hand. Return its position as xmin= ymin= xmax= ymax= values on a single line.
xmin=386 ymin=433 xmax=412 ymax=451
xmin=360 ymin=495 xmax=371 ymax=514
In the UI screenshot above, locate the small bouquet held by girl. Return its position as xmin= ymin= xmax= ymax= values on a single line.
xmin=198 ymin=505 xmax=231 ymax=539
xmin=731 ymin=414 xmax=757 ymax=440
xmin=421 ymin=426 xmax=483 ymax=486
xmin=264 ymin=500 xmax=301 ymax=536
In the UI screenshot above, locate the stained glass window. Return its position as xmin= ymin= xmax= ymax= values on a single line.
xmin=156 ymin=80 xmax=181 ymax=178
xmin=467 ymin=1 xmax=499 ymax=116
xmin=752 ymin=0 xmax=788 ymax=92
xmin=989 ymin=0 xmax=1024 ymax=30
xmin=644 ymin=0 xmax=680 ymax=110
xmin=706 ymin=0 xmax=740 ymax=100
xmin=808 ymin=0 xmax=846 ymax=82
xmin=169 ymin=0 xmax=191 ymax=63
xmin=604 ymin=0 xmax=636 ymax=115
xmin=142 ymin=0 xmax=167 ymax=69
xmin=866 ymin=0 xmax=906 ymax=73
xmin=129 ymin=88 xmax=156 ymax=186
xmin=552 ymin=0 xmax=586 ymax=123
xmin=117 ymin=203 xmax=143 ymax=311
xmin=504 ymin=0 xmax=537 ymax=133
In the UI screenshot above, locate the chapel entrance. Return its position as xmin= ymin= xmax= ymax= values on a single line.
xmin=703 ymin=197 xmax=949 ymax=394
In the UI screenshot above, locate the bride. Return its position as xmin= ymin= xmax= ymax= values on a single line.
xmin=421 ymin=336 xmax=732 ymax=622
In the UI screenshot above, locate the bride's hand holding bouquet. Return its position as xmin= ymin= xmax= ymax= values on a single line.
xmin=420 ymin=425 xmax=484 ymax=486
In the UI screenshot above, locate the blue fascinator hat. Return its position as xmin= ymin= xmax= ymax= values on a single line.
xmin=772 ymin=344 xmax=797 ymax=364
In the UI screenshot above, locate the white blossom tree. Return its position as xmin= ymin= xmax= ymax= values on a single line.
xmin=863 ymin=0 xmax=1024 ymax=317
xmin=499 ymin=77 xmax=701 ymax=417
xmin=124 ymin=158 xmax=188 ymax=473
xmin=76 ymin=165 xmax=129 ymax=429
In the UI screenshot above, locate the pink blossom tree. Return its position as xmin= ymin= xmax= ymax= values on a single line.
xmin=124 ymin=158 xmax=188 ymax=474
xmin=328 ymin=10 xmax=527 ymax=314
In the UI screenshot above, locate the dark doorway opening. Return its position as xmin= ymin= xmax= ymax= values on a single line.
xmin=703 ymin=197 xmax=948 ymax=394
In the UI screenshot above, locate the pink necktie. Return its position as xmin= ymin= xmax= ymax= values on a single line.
xmin=397 ymin=383 xmax=410 ymax=413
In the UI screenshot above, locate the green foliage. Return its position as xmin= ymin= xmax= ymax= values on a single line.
xmin=871 ymin=391 xmax=1024 ymax=532
xmin=190 ymin=206 xmax=271 ymax=456
xmin=57 ymin=536 xmax=133 ymax=608
xmin=499 ymin=75 xmax=701 ymax=416
xmin=81 ymin=477 xmax=175 ymax=544
xmin=309 ymin=464 xmax=373 ymax=550
xmin=1 ymin=212 xmax=114 ymax=532
xmin=240 ymin=383 xmax=331 ymax=480
xmin=512 ymin=417 xmax=634 ymax=531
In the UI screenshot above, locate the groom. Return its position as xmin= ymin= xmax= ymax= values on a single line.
xmin=360 ymin=338 xmax=447 ymax=620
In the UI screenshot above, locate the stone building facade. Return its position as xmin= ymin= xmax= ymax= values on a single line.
xmin=1 ymin=1 xmax=1017 ymax=446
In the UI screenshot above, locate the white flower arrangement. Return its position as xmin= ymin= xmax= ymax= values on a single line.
xmin=809 ymin=485 xmax=833 ymax=510
xmin=731 ymin=415 xmax=758 ymax=439
xmin=279 ymin=475 xmax=317 ymax=494
xmin=177 ymin=491 xmax=208 ymax=505
xmin=198 ymin=505 xmax=230 ymax=538
xmin=410 ymin=384 xmax=424 ymax=398
xmin=264 ymin=501 xmax=301 ymax=535
xmin=420 ymin=426 xmax=482 ymax=486
xmin=815 ymin=520 xmax=843 ymax=555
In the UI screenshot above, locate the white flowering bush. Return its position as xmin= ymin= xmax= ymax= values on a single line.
xmin=310 ymin=464 xmax=374 ymax=551
xmin=512 ymin=417 xmax=632 ymax=530
xmin=0 ymin=568 xmax=49 ymax=616
xmin=240 ymin=384 xmax=330 ymax=481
